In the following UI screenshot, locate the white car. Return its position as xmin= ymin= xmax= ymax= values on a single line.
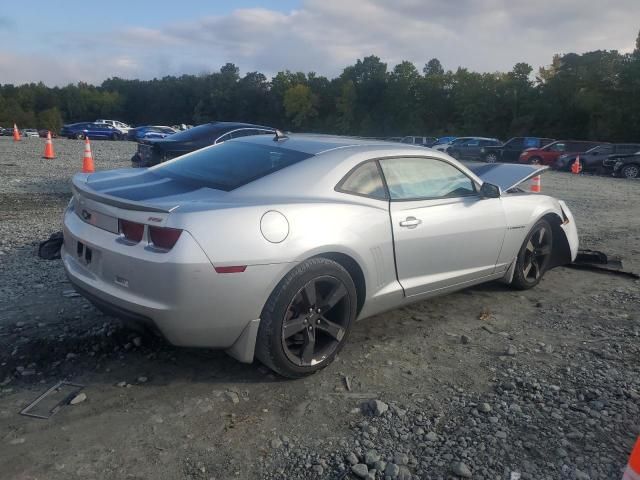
xmin=21 ymin=129 xmax=39 ymax=138
xmin=95 ymin=119 xmax=132 ymax=134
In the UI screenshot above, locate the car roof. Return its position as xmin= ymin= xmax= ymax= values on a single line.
xmin=232 ymin=133 xmax=412 ymax=155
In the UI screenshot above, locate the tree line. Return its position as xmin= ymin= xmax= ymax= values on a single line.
xmin=1 ymin=30 xmax=639 ymax=142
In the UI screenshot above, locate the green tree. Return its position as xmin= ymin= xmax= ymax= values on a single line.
xmin=283 ymin=84 xmax=317 ymax=128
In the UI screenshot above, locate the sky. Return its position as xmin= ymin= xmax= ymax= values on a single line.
xmin=1 ymin=0 xmax=639 ymax=86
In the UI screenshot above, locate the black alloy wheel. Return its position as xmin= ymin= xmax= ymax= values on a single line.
xmin=281 ymin=276 xmax=349 ymax=367
xmin=256 ymin=257 xmax=357 ymax=378
xmin=511 ymin=219 xmax=553 ymax=290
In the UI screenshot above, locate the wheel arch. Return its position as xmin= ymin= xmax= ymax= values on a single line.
xmin=309 ymin=251 xmax=366 ymax=316
xmin=540 ymin=212 xmax=571 ymax=270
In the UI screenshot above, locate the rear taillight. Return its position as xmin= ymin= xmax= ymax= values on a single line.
xmin=149 ymin=226 xmax=182 ymax=250
xmin=119 ymin=219 xmax=144 ymax=243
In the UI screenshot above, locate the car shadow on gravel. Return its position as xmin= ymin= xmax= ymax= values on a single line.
xmin=0 ymin=314 xmax=287 ymax=393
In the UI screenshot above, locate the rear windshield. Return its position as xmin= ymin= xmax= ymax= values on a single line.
xmin=167 ymin=123 xmax=223 ymax=141
xmin=152 ymin=141 xmax=313 ymax=191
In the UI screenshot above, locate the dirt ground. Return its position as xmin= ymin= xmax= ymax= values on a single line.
xmin=0 ymin=137 xmax=638 ymax=480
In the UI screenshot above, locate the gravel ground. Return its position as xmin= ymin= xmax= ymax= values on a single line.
xmin=0 ymin=137 xmax=638 ymax=480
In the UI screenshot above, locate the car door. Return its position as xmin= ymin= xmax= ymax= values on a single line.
xmin=462 ymin=139 xmax=481 ymax=159
xmin=380 ymin=156 xmax=507 ymax=297
xmin=502 ymin=138 xmax=525 ymax=162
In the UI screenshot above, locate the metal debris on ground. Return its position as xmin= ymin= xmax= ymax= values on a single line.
xmin=62 ymin=289 xmax=81 ymax=298
xmin=19 ymin=381 xmax=85 ymax=419
xmin=567 ymin=249 xmax=639 ymax=279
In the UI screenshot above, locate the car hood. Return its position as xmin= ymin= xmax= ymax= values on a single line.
xmin=465 ymin=162 xmax=549 ymax=192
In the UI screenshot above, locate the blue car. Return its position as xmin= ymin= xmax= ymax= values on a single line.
xmin=127 ymin=126 xmax=177 ymax=142
xmin=59 ymin=122 xmax=125 ymax=140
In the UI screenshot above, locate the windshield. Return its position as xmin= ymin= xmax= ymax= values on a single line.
xmin=152 ymin=141 xmax=313 ymax=191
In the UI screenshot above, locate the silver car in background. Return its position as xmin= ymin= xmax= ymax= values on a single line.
xmin=62 ymin=134 xmax=578 ymax=378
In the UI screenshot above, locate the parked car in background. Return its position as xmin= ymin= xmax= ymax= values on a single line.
xmin=63 ymin=134 xmax=578 ymax=377
xmin=602 ymin=151 xmax=640 ymax=178
xmin=132 ymin=122 xmax=276 ymax=167
xmin=1 ymin=127 xmax=15 ymax=136
xmin=433 ymin=136 xmax=457 ymax=146
xmin=518 ymin=140 xmax=604 ymax=166
xmin=400 ymin=136 xmax=438 ymax=147
xmin=127 ymin=126 xmax=177 ymax=142
xmin=38 ymin=129 xmax=57 ymax=138
xmin=21 ymin=129 xmax=40 ymax=138
xmin=480 ymin=137 xmax=555 ymax=163
xmin=433 ymin=137 xmax=473 ymax=152
xmin=95 ymin=119 xmax=132 ymax=134
xmin=446 ymin=137 xmax=501 ymax=160
xmin=555 ymin=143 xmax=640 ymax=172
xmin=60 ymin=122 xmax=126 ymax=140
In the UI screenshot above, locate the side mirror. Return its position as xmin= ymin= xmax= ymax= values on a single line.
xmin=480 ymin=182 xmax=501 ymax=198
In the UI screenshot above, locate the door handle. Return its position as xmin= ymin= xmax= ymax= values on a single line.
xmin=399 ymin=216 xmax=422 ymax=228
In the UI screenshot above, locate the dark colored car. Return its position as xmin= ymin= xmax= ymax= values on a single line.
xmin=480 ymin=137 xmax=555 ymax=163
xmin=555 ymin=143 xmax=640 ymax=172
xmin=60 ymin=122 xmax=125 ymax=140
xmin=602 ymin=150 xmax=640 ymax=178
xmin=0 ymin=127 xmax=15 ymax=136
xmin=131 ymin=122 xmax=276 ymax=167
xmin=38 ymin=129 xmax=58 ymax=138
xmin=518 ymin=140 xmax=604 ymax=166
xmin=127 ymin=126 xmax=177 ymax=142
xmin=446 ymin=137 xmax=501 ymax=160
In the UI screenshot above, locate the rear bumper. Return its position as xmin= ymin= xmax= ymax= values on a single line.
xmin=62 ymin=206 xmax=294 ymax=352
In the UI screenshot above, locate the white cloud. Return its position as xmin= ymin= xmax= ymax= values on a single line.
xmin=1 ymin=0 xmax=639 ymax=85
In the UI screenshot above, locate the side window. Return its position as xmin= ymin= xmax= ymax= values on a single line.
xmin=508 ymin=138 xmax=525 ymax=148
xmin=379 ymin=157 xmax=476 ymax=201
xmin=337 ymin=162 xmax=387 ymax=200
xmin=548 ymin=143 xmax=566 ymax=152
xmin=231 ymin=129 xmax=256 ymax=138
xmin=466 ymin=139 xmax=480 ymax=146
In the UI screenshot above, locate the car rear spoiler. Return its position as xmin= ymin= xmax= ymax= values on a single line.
xmin=71 ymin=174 xmax=174 ymax=213
xmin=465 ymin=163 xmax=549 ymax=192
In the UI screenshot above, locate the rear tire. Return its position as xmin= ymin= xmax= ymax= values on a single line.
xmin=511 ymin=219 xmax=553 ymax=290
xmin=255 ymin=258 xmax=357 ymax=378
xmin=485 ymin=153 xmax=498 ymax=163
xmin=620 ymin=164 xmax=639 ymax=179
xmin=75 ymin=133 xmax=84 ymax=140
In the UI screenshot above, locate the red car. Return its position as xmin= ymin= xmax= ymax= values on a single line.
xmin=518 ymin=140 xmax=604 ymax=166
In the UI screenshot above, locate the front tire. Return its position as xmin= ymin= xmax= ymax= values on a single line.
xmin=529 ymin=156 xmax=542 ymax=165
xmin=620 ymin=164 xmax=639 ymax=179
xmin=511 ymin=219 xmax=553 ymax=290
xmin=75 ymin=133 xmax=84 ymax=140
xmin=255 ymin=258 xmax=357 ymax=378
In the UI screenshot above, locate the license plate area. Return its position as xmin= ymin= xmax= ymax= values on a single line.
xmin=76 ymin=241 xmax=98 ymax=269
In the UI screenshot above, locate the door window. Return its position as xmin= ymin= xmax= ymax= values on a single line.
xmin=380 ymin=157 xmax=476 ymax=200
xmin=337 ymin=161 xmax=387 ymax=199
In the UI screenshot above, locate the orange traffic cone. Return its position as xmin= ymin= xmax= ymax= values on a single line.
xmin=13 ymin=124 xmax=20 ymax=142
xmin=530 ymin=175 xmax=541 ymax=193
xmin=571 ymin=155 xmax=582 ymax=174
xmin=43 ymin=131 xmax=55 ymax=159
xmin=623 ymin=436 xmax=640 ymax=480
xmin=82 ymin=137 xmax=95 ymax=173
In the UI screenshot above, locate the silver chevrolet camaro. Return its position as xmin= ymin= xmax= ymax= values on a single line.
xmin=62 ymin=133 xmax=579 ymax=377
